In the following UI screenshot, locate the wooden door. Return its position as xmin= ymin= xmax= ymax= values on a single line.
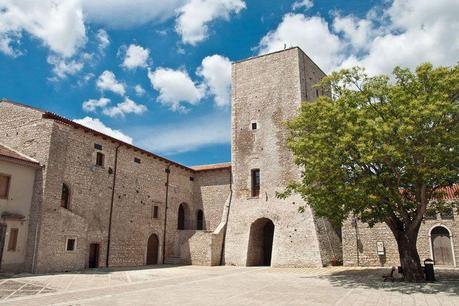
xmin=88 ymin=243 xmax=99 ymax=268
xmin=432 ymin=227 xmax=454 ymax=266
xmin=146 ymin=234 xmax=159 ymax=265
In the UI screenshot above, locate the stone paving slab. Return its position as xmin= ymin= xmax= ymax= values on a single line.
xmin=0 ymin=266 xmax=457 ymax=305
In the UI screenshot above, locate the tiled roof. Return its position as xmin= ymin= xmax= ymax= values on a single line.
xmin=191 ymin=163 xmax=231 ymax=171
xmin=435 ymin=185 xmax=459 ymax=200
xmin=0 ymin=143 xmax=39 ymax=167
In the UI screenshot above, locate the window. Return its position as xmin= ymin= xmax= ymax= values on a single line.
xmin=96 ymin=152 xmax=105 ymax=167
xmin=440 ymin=207 xmax=454 ymax=220
xmin=251 ymin=169 xmax=260 ymax=197
xmin=94 ymin=143 xmax=102 ymax=150
xmin=196 ymin=210 xmax=204 ymax=230
xmin=0 ymin=174 xmax=10 ymax=199
xmin=66 ymin=238 xmax=76 ymax=251
xmin=61 ymin=183 xmax=70 ymax=209
xmin=134 ymin=157 xmax=141 ymax=164
xmin=153 ymin=206 xmax=159 ymax=219
xmin=7 ymin=228 xmax=18 ymax=251
xmin=316 ymin=89 xmax=319 ymax=97
xmin=251 ymin=122 xmax=257 ymax=130
xmin=425 ymin=208 xmax=437 ymax=220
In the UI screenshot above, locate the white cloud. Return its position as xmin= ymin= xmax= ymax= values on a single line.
xmin=292 ymin=0 xmax=313 ymax=10
xmin=175 ymin=0 xmax=246 ymax=45
xmin=96 ymin=70 xmax=126 ymax=96
xmin=332 ymin=14 xmax=375 ymax=50
xmin=0 ymin=0 xmax=86 ymax=57
xmin=82 ymin=97 xmax=111 ymax=112
xmin=134 ymin=85 xmax=146 ymax=96
xmin=96 ymin=29 xmax=110 ymax=50
xmin=197 ymin=55 xmax=232 ymax=107
xmin=148 ymin=67 xmax=205 ymax=111
xmin=121 ymin=44 xmax=150 ymax=70
xmin=47 ymin=55 xmax=84 ymax=79
xmin=74 ymin=116 xmax=133 ymax=143
xmin=134 ymin=112 xmax=230 ymax=154
xmin=258 ymin=14 xmax=343 ymax=72
xmin=81 ymin=0 xmax=186 ymax=28
xmin=102 ymin=97 xmax=147 ymax=117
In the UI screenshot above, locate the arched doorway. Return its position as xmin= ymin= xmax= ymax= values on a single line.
xmin=146 ymin=233 xmax=159 ymax=265
xmin=178 ymin=203 xmax=190 ymax=230
xmin=246 ymin=218 xmax=275 ymax=266
xmin=431 ymin=226 xmax=454 ymax=266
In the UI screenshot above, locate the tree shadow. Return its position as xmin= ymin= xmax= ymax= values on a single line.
xmin=314 ymin=268 xmax=459 ymax=296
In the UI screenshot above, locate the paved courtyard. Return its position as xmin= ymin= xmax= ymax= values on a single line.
xmin=0 ymin=265 xmax=457 ymax=305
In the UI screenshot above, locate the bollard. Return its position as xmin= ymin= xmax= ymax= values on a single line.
xmin=424 ymin=258 xmax=435 ymax=282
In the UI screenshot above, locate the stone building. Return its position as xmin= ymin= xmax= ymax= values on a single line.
xmin=0 ymin=47 xmax=342 ymax=273
xmin=342 ymin=186 xmax=458 ymax=268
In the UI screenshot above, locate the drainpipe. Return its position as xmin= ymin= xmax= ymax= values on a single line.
xmin=106 ymin=144 xmax=121 ymax=268
xmin=219 ymin=170 xmax=233 ymax=265
xmin=162 ymin=164 xmax=171 ymax=264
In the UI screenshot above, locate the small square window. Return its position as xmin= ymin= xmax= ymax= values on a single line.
xmin=96 ymin=152 xmax=105 ymax=167
xmin=66 ymin=238 xmax=76 ymax=251
xmin=134 ymin=157 xmax=141 ymax=164
xmin=153 ymin=206 xmax=159 ymax=219
xmin=251 ymin=122 xmax=257 ymax=130
xmin=94 ymin=143 xmax=102 ymax=150
xmin=0 ymin=174 xmax=11 ymax=199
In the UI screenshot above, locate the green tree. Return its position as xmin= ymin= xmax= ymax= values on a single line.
xmin=280 ymin=63 xmax=459 ymax=282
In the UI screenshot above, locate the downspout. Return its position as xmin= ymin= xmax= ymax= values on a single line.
xmin=162 ymin=164 xmax=171 ymax=264
xmin=219 ymin=170 xmax=233 ymax=265
xmin=106 ymin=144 xmax=121 ymax=268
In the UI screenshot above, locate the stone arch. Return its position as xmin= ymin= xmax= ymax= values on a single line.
xmin=246 ymin=218 xmax=275 ymax=266
xmin=177 ymin=203 xmax=190 ymax=230
xmin=146 ymin=233 xmax=159 ymax=265
xmin=429 ymin=224 xmax=456 ymax=266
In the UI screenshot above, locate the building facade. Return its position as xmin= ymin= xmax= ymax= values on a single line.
xmin=0 ymin=47 xmax=342 ymax=273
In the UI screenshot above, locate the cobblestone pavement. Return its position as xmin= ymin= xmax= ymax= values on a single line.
xmin=0 ymin=266 xmax=457 ymax=305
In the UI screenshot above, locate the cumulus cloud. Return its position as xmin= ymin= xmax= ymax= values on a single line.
xmin=292 ymin=0 xmax=313 ymax=10
xmin=82 ymin=97 xmax=111 ymax=112
xmin=121 ymin=44 xmax=150 ymax=70
xmin=96 ymin=70 xmax=126 ymax=96
xmin=0 ymin=0 xmax=86 ymax=57
xmin=258 ymin=14 xmax=343 ymax=72
xmin=175 ymin=0 xmax=246 ymax=45
xmin=102 ymin=97 xmax=147 ymax=117
xmin=134 ymin=85 xmax=146 ymax=96
xmin=148 ymin=68 xmax=205 ymax=111
xmin=74 ymin=116 xmax=133 ymax=143
xmin=47 ymin=55 xmax=84 ymax=79
xmin=259 ymin=0 xmax=459 ymax=75
xmin=134 ymin=112 xmax=230 ymax=154
xmin=96 ymin=29 xmax=110 ymax=50
xmin=197 ymin=55 xmax=232 ymax=107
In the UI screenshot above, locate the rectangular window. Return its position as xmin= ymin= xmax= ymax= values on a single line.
xmin=7 ymin=228 xmax=18 ymax=251
xmin=96 ymin=152 xmax=105 ymax=167
xmin=94 ymin=143 xmax=102 ymax=150
xmin=153 ymin=206 xmax=159 ymax=219
xmin=316 ymin=89 xmax=320 ymax=97
xmin=0 ymin=174 xmax=10 ymax=199
xmin=251 ymin=122 xmax=257 ymax=130
xmin=66 ymin=238 xmax=76 ymax=251
xmin=251 ymin=169 xmax=260 ymax=197
xmin=440 ymin=208 xmax=454 ymax=220
xmin=134 ymin=157 xmax=141 ymax=164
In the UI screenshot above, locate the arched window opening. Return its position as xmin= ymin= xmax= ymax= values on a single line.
xmin=61 ymin=183 xmax=70 ymax=209
xmin=197 ymin=210 xmax=204 ymax=230
xmin=178 ymin=203 xmax=186 ymax=230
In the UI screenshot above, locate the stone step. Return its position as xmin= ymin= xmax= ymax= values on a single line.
xmin=164 ymin=256 xmax=183 ymax=265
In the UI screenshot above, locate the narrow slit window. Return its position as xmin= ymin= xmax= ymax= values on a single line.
xmin=251 ymin=169 xmax=260 ymax=197
xmin=7 ymin=228 xmax=18 ymax=251
xmin=96 ymin=152 xmax=105 ymax=167
xmin=0 ymin=174 xmax=10 ymax=199
xmin=153 ymin=206 xmax=159 ymax=219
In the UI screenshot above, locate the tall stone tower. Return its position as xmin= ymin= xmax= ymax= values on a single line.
xmin=224 ymin=47 xmax=342 ymax=267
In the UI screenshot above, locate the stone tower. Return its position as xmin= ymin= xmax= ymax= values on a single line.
xmin=224 ymin=47 xmax=342 ymax=267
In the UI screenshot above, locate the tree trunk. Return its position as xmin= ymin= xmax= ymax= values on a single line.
xmin=395 ymin=231 xmax=425 ymax=282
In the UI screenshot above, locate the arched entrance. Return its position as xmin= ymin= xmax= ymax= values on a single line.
xmin=146 ymin=233 xmax=159 ymax=265
xmin=431 ymin=226 xmax=454 ymax=266
xmin=246 ymin=218 xmax=275 ymax=266
xmin=177 ymin=203 xmax=190 ymax=230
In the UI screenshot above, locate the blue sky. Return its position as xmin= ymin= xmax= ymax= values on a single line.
xmin=1 ymin=0 xmax=458 ymax=166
